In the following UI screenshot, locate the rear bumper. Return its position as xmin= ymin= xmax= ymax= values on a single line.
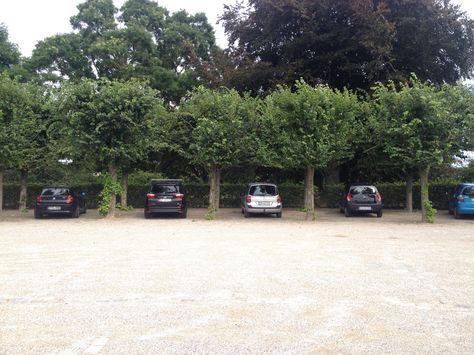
xmin=145 ymin=207 xmax=186 ymax=214
xmin=457 ymin=205 xmax=474 ymax=214
xmin=347 ymin=204 xmax=382 ymax=213
xmin=36 ymin=204 xmax=75 ymax=215
xmin=245 ymin=205 xmax=282 ymax=214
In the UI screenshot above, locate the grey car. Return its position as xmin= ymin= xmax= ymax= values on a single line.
xmin=241 ymin=183 xmax=282 ymax=218
xmin=339 ymin=184 xmax=383 ymax=217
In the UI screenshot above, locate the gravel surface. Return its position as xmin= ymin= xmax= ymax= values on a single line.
xmin=0 ymin=209 xmax=473 ymax=354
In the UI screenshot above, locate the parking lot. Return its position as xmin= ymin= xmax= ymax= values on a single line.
xmin=1 ymin=209 xmax=473 ymax=354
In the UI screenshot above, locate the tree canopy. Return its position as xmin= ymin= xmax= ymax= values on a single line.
xmin=221 ymin=0 xmax=474 ymax=93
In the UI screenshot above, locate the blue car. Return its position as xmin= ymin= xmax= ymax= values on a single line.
xmin=449 ymin=183 xmax=474 ymax=219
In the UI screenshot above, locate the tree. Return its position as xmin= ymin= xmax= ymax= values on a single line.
xmin=29 ymin=0 xmax=217 ymax=104
xmin=262 ymin=81 xmax=359 ymax=219
xmin=57 ymin=78 xmax=166 ymax=217
xmin=181 ymin=87 xmax=260 ymax=217
xmin=0 ymin=74 xmax=45 ymax=212
xmin=372 ymin=77 xmax=473 ymax=222
xmin=0 ymin=24 xmax=20 ymax=72
xmin=220 ymin=0 xmax=474 ymax=93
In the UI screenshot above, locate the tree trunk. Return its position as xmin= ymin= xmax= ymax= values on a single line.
xmin=19 ymin=170 xmax=28 ymax=212
xmin=304 ymin=166 xmax=315 ymax=220
xmin=0 ymin=170 xmax=3 ymax=214
xmin=405 ymin=170 xmax=413 ymax=213
xmin=107 ymin=164 xmax=118 ymax=218
xmin=208 ymin=166 xmax=221 ymax=213
xmin=121 ymin=172 xmax=128 ymax=208
xmin=419 ymin=166 xmax=430 ymax=223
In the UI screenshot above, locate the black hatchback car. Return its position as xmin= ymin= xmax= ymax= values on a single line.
xmin=339 ymin=183 xmax=383 ymax=217
xmin=144 ymin=179 xmax=187 ymax=218
xmin=35 ymin=186 xmax=86 ymax=218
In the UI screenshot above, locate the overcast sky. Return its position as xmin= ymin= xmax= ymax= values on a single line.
xmin=1 ymin=0 xmax=474 ymax=56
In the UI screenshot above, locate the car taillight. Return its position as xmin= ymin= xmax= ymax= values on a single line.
xmin=346 ymin=192 xmax=352 ymax=202
xmin=175 ymin=193 xmax=185 ymax=199
xmin=66 ymin=195 xmax=74 ymax=204
xmin=36 ymin=195 xmax=42 ymax=203
xmin=376 ymin=192 xmax=381 ymax=202
xmin=246 ymin=195 xmax=252 ymax=204
xmin=277 ymin=195 xmax=282 ymax=204
xmin=457 ymin=195 xmax=465 ymax=202
xmin=147 ymin=193 xmax=156 ymax=199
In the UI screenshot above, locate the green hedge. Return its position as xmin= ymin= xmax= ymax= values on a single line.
xmin=1 ymin=181 xmax=457 ymax=210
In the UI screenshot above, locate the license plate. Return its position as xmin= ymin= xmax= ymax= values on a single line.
xmin=47 ymin=206 xmax=61 ymax=211
xmin=359 ymin=206 xmax=372 ymax=211
xmin=258 ymin=202 xmax=272 ymax=206
xmin=158 ymin=198 xmax=172 ymax=202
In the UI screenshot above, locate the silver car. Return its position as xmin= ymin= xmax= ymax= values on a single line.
xmin=241 ymin=183 xmax=282 ymax=218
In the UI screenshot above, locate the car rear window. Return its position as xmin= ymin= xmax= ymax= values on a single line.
xmin=462 ymin=187 xmax=474 ymax=197
xmin=249 ymin=185 xmax=277 ymax=196
xmin=151 ymin=185 xmax=180 ymax=194
xmin=41 ymin=188 xmax=70 ymax=196
xmin=350 ymin=186 xmax=377 ymax=195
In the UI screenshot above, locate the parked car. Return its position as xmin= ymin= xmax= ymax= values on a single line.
xmin=34 ymin=186 xmax=86 ymax=218
xmin=339 ymin=183 xmax=383 ymax=217
xmin=144 ymin=179 xmax=187 ymax=218
xmin=448 ymin=183 xmax=474 ymax=219
xmin=241 ymin=183 xmax=282 ymax=218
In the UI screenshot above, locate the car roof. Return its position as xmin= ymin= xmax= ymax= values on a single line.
xmin=248 ymin=182 xmax=277 ymax=186
xmin=42 ymin=186 xmax=72 ymax=189
xmin=151 ymin=179 xmax=183 ymax=185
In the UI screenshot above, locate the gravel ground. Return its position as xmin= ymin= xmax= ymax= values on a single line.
xmin=0 ymin=209 xmax=473 ymax=354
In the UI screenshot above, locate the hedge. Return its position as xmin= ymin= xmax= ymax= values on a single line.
xmin=1 ymin=181 xmax=458 ymax=210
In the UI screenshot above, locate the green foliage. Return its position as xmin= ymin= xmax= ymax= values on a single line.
xmin=221 ymin=0 xmax=474 ymax=93
xmin=98 ymin=174 xmax=123 ymax=216
xmin=373 ymin=77 xmax=460 ymax=169
xmin=57 ymin=78 xmax=165 ymax=170
xmin=423 ymin=200 xmax=437 ymax=224
xmin=0 ymin=75 xmax=47 ymax=174
xmin=0 ymin=24 xmax=20 ymax=72
xmin=183 ymin=87 xmax=260 ymax=170
xmin=263 ymin=81 xmax=359 ymax=171
xmin=29 ymin=0 xmax=217 ymax=104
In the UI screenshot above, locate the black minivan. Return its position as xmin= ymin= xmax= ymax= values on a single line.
xmin=35 ymin=186 xmax=87 ymax=218
xmin=144 ymin=179 xmax=187 ymax=218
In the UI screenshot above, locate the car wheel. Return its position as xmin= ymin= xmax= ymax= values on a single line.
xmin=344 ymin=207 xmax=351 ymax=217
xmin=72 ymin=206 xmax=80 ymax=218
xmin=276 ymin=212 xmax=282 ymax=218
xmin=244 ymin=210 xmax=250 ymax=218
xmin=34 ymin=208 xmax=42 ymax=219
xmin=377 ymin=210 xmax=383 ymax=218
xmin=180 ymin=210 xmax=187 ymax=219
xmin=144 ymin=211 xmax=151 ymax=219
xmin=454 ymin=208 xmax=462 ymax=219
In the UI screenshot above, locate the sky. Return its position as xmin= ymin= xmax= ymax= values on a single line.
xmin=0 ymin=0 xmax=474 ymax=56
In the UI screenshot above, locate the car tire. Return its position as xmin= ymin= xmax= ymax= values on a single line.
xmin=454 ymin=208 xmax=462 ymax=219
xmin=344 ymin=207 xmax=351 ymax=217
xmin=144 ymin=211 xmax=151 ymax=219
xmin=180 ymin=210 xmax=187 ymax=219
xmin=276 ymin=212 xmax=282 ymax=218
xmin=377 ymin=210 xmax=383 ymax=218
xmin=244 ymin=210 xmax=250 ymax=218
xmin=72 ymin=206 xmax=80 ymax=218
xmin=34 ymin=208 xmax=42 ymax=219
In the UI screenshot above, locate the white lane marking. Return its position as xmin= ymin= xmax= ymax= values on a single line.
xmin=84 ymin=337 xmax=109 ymax=354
